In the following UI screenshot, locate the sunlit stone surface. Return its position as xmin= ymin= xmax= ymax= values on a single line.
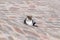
xmin=0 ymin=0 xmax=60 ymax=40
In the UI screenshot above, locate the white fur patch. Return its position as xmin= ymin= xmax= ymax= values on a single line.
xmin=26 ymin=18 xmax=33 ymax=26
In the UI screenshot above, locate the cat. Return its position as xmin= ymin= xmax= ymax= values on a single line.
xmin=24 ymin=16 xmax=38 ymax=27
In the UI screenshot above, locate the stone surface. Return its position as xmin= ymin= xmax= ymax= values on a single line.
xmin=0 ymin=0 xmax=60 ymax=40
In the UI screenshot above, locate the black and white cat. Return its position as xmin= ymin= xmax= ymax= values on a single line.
xmin=24 ymin=16 xmax=38 ymax=27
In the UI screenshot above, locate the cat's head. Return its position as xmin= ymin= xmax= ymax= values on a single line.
xmin=27 ymin=16 xmax=32 ymax=20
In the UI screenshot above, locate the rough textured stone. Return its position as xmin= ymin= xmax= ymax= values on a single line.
xmin=0 ymin=0 xmax=60 ymax=40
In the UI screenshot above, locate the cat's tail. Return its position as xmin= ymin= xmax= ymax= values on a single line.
xmin=34 ymin=24 xmax=38 ymax=27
